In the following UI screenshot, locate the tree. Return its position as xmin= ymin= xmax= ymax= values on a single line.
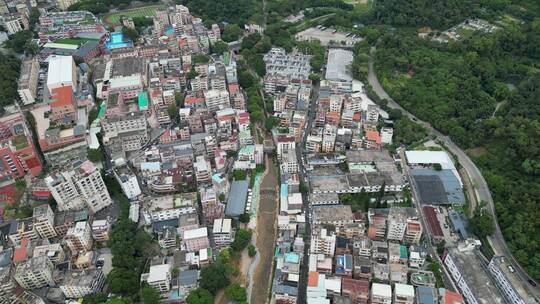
xmin=218 ymin=193 xmax=226 ymax=202
xmin=233 ymin=170 xmax=247 ymax=180
xmin=265 ymin=116 xmax=279 ymax=131
xmin=141 ymin=284 xmax=160 ymax=304
xmin=175 ymin=92 xmax=184 ymax=107
xmin=4 ymin=30 xmax=33 ymax=53
xmin=168 ymin=104 xmax=179 ymax=119
xmin=122 ymin=26 xmax=139 ymax=42
xmin=186 ymin=288 xmax=214 ymax=304
xmin=238 ymin=70 xmax=254 ymax=89
xmin=231 ymin=229 xmax=252 ymax=252
xmin=200 ymin=263 xmax=230 ymax=294
xmin=187 ymin=69 xmax=199 ymax=79
xmin=29 ymin=8 xmax=40 ymax=29
xmin=211 ymin=41 xmax=229 ymax=54
xmin=470 ymin=204 xmax=494 ymax=239
xmin=433 ymin=163 xmax=442 ymax=171
xmin=225 ymin=283 xmax=247 ymax=302
xmin=87 ymin=148 xmax=103 ymax=163
xmin=309 ymin=73 xmax=320 ymax=83
xmin=83 ymin=292 xmax=108 ymax=304
xmin=221 ymin=24 xmax=244 ymax=42
xmin=193 ymin=54 xmax=210 ymax=64
xmin=239 ymin=213 xmax=250 ymax=223
xmin=248 ymin=244 xmax=257 ymax=257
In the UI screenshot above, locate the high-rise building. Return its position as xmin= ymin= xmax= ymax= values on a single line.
xmin=46 ymin=161 xmax=112 ymax=213
xmin=387 ymin=207 xmax=408 ymax=242
xmin=17 ymin=58 xmax=40 ymax=105
xmin=65 ymin=221 xmax=93 ymax=254
xmin=13 ymin=256 xmax=54 ymax=290
xmin=32 ymin=205 xmax=57 ymax=239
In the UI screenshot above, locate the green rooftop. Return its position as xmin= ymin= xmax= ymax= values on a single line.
xmin=400 ymin=245 xmax=408 ymax=259
xmin=138 ymin=92 xmax=149 ymax=110
xmin=97 ymin=102 xmax=107 ymax=120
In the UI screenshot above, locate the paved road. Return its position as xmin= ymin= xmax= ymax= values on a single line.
xmin=368 ymin=47 xmax=540 ymax=299
xmin=296 ymin=81 xmax=320 ymax=304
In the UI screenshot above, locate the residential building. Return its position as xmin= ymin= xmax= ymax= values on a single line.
xmin=143 ymin=264 xmax=171 ymax=292
xmin=33 ymin=243 xmax=65 ymax=264
xmin=91 ymin=219 xmax=110 ymax=242
xmin=182 ymin=227 xmax=209 ymax=252
xmin=404 ymin=219 xmax=423 ymax=244
xmin=59 ymin=269 xmax=106 ymax=299
xmin=2 ymin=13 xmax=27 ymax=34
xmin=114 ymin=164 xmax=141 ymax=200
xmin=101 ymin=112 xmax=148 ymax=158
xmin=387 ymin=207 xmax=408 ymax=242
xmin=17 ymin=58 xmax=40 ymax=105
xmin=204 ymin=89 xmax=230 ymax=112
xmin=13 ymin=256 xmax=54 ymax=290
xmin=49 ymin=86 xmax=76 ymax=125
xmin=194 ymin=155 xmax=211 ymax=183
xmin=32 ymin=205 xmax=57 ymax=239
xmin=312 ymin=205 xmax=353 ymax=227
xmin=65 ymin=221 xmax=93 ymax=254
xmin=371 ymin=283 xmax=392 ymax=304
xmin=394 ymin=284 xmax=415 ymax=304
xmin=212 ymin=218 xmax=232 ymax=248
xmin=311 ymin=228 xmax=336 ymax=257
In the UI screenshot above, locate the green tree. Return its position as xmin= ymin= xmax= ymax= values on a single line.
xmin=248 ymin=244 xmax=257 ymax=257
xmin=141 ymin=284 xmax=160 ymax=304
xmin=200 ymin=263 xmax=231 ymax=294
xmin=193 ymin=54 xmax=210 ymax=64
xmin=470 ymin=204 xmax=494 ymax=239
xmin=225 ymin=283 xmax=247 ymax=302
xmin=122 ymin=26 xmax=139 ymax=42
xmin=231 ymin=229 xmax=252 ymax=252
xmin=265 ymin=116 xmax=279 ymax=131
xmin=219 ymin=193 xmax=226 ymax=202
xmin=186 ymin=288 xmax=214 ymax=304
xmin=239 ymin=213 xmax=250 ymax=223
xmin=168 ymin=104 xmax=179 ymax=119
xmin=309 ymin=73 xmax=320 ymax=83
xmin=83 ymin=292 xmax=108 ymax=304
xmin=187 ymin=69 xmax=199 ymax=79
xmin=221 ymin=24 xmax=244 ymax=42
xmin=238 ymin=70 xmax=254 ymax=89
xmin=175 ymin=92 xmax=184 ymax=107
xmin=29 ymin=8 xmax=40 ymax=29
xmin=4 ymin=30 xmax=33 ymax=53
xmin=233 ymin=170 xmax=247 ymax=180
xmin=211 ymin=41 xmax=229 ymax=54
xmin=87 ymin=148 xmax=103 ymax=162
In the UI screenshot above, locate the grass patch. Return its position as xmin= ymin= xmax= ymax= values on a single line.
xmin=102 ymin=5 xmax=164 ymax=25
xmin=54 ymin=37 xmax=98 ymax=45
xmin=12 ymin=135 xmax=28 ymax=150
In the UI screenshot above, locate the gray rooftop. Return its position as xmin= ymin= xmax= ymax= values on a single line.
xmin=411 ymin=169 xmax=465 ymax=205
xmin=178 ymin=269 xmax=199 ymax=286
xmin=325 ymin=48 xmax=353 ymax=82
xmin=225 ymin=180 xmax=249 ymax=217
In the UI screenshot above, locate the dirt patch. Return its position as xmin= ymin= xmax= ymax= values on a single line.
xmin=250 ymin=158 xmax=279 ymax=304
xmin=467 ymin=147 xmax=487 ymax=158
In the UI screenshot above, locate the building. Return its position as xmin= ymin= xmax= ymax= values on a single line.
xmin=49 ymin=86 xmax=76 ymax=125
xmin=143 ymin=264 xmax=171 ymax=292
xmin=32 ymin=205 xmax=57 ymax=239
xmin=46 ymin=160 xmax=112 ymax=213
xmin=18 ymin=58 xmax=40 ymax=105
xmin=33 ymin=243 xmax=65 ymax=264
xmin=114 ymin=164 xmax=141 ymax=200
xmin=371 ymin=283 xmax=392 ymax=304
xmin=312 ymin=205 xmax=353 ymax=227
xmin=194 ymin=155 xmax=211 ymax=183
xmin=394 ymin=283 xmax=415 ymax=304
xmin=324 ymin=49 xmax=354 ymax=93
xmin=225 ymin=180 xmax=249 ymax=217
xmin=13 ymin=256 xmax=54 ymax=289
xmin=387 ymin=207 xmax=408 ymax=242
xmin=101 ymin=112 xmax=148 ymax=159
xmin=65 ymin=221 xmax=93 ymax=254
xmin=59 ymin=269 xmax=105 ymax=299
xmin=2 ymin=13 xmax=27 ymax=34
xmin=0 ymin=111 xmax=43 ymax=180
xmin=311 ymin=228 xmax=336 ymax=257
xmin=47 ymin=55 xmax=77 ymax=94
xmin=212 ymin=218 xmax=232 ymax=248
xmin=182 ymin=227 xmax=209 ymax=252
xmin=204 ymin=89 xmax=230 ymax=112
xmin=91 ymin=219 xmax=110 ymax=242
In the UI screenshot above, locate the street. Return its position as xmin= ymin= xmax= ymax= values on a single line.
xmin=368 ymin=46 xmax=540 ymax=298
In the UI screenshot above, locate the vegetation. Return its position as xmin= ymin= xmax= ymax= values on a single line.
xmin=122 ymin=26 xmax=139 ymax=42
xmin=193 ymin=54 xmax=210 ymax=64
xmin=200 ymin=262 xmax=232 ymax=294
xmin=369 ymin=0 xmax=540 ymax=280
xmin=183 ymin=0 xmax=262 ymax=26
xmin=231 ymin=228 xmax=252 ymax=252
xmin=0 ymin=54 xmax=19 ymax=106
xmin=470 ymin=203 xmax=495 ymax=239
xmin=248 ymin=244 xmax=257 ymax=257
xmin=211 ymin=41 xmax=229 ymax=54
xmin=225 ymin=283 xmax=247 ymax=302
xmin=186 ymin=288 xmax=214 ymax=304
xmin=140 ymin=284 xmax=160 ymax=304
xmin=4 ymin=30 xmax=37 ymax=54
xmin=87 ymin=148 xmax=104 ymax=163
xmin=221 ymin=24 xmax=244 ymax=42
xmin=239 ymin=213 xmax=251 ymax=223
xmin=233 ymin=170 xmax=247 ymax=180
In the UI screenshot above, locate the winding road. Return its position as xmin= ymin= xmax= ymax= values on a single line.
xmin=368 ymin=47 xmax=540 ymax=299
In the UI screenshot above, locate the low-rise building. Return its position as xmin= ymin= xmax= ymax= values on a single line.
xmin=59 ymin=269 xmax=106 ymax=299
xmin=142 ymin=264 xmax=171 ymax=292
xmin=212 ymin=218 xmax=232 ymax=248
xmin=371 ymin=283 xmax=392 ymax=304
xmin=91 ymin=219 xmax=110 ymax=242
xmin=182 ymin=227 xmax=209 ymax=252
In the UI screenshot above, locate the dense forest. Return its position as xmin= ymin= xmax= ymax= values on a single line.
xmin=372 ymin=0 xmax=540 ymax=279
xmin=0 ymin=54 xmax=21 ymax=107
xmin=180 ymin=0 xmax=263 ymax=26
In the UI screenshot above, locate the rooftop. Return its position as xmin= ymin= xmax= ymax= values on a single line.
xmin=325 ymin=48 xmax=353 ymax=82
xmin=225 ymin=180 xmax=249 ymax=217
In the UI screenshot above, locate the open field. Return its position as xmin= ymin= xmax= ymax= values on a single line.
xmin=296 ymin=27 xmax=363 ymax=46
xmin=102 ymin=5 xmax=163 ymax=25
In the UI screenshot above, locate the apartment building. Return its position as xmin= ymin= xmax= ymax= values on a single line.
xmin=204 ymin=89 xmax=230 ymax=112
xmin=213 ymin=218 xmax=232 ymax=248
xmin=194 ymin=155 xmax=211 ymax=183
xmin=91 ymin=219 xmax=111 ymax=242
xmin=394 ymin=283 xmax=415 ymax=304
xmin=371 ymin=283 xmax=392 ymax=304
xmin=60 ymin=269 xmax=106 ymax=299
xmin=404 ymin=219 xmax=423 ymax=245
xmin=182 ymin=227 xmax=209 ymax=252
xmin=65 ymin=221 xmax=93 ymax=254
xmin=17 ymin=58 xmax=40 ymax=105
xmin=2 ymin=13 xmax=27 ymax=34
xmin=75 ymin=160 xmax=113 ymax=213
xmin=101 ymin=112 xmax=148 ymax=158
xmin=312 ymin=205 xmax=354 ymax=227
xmin=33 ymin=243 xmax=65 ymax=264
xmin=311 ymin=228 xmax=336 ymax=257
xmin=387 ymin=207 xmax=408 ymax=242
xmin=32 ymin=205 xmax=57 ymax=239
xmin=49 ymin=86 xmax=76 ymax=125
xmin=8 ymin=219 xmax=39 ymax=245
xmin=13 ymin=256 xmax=54 ymax=289
xmin=143 ymin=264 xmax=171 ymax=292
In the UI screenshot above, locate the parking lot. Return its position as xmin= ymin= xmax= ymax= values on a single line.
xmin=295 ymin=27 xmax=363 ymax=46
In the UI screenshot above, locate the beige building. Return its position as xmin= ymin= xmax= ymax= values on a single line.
xmin=65 ymin=221 xmax=93 ymax=254
xmin=14 ymin=256 xmax=54 ymax=290
xmin=17 ymin=58 xmax=40 ymax=105
xmin=33 ymin=205 xmax=57 ymax=239
xmin=60 ymin=269 xmax=106 ymax=299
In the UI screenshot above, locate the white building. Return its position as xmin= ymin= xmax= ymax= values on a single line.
xmin=91 ymin=219 xmax=110 ymax=242
xmin=114 ymin=166 xmax=142 ymax=200
xmin=60 ymin=269 xmax=106 ymax=299
xmin=204 ymin=89 xmax=230 ymax=112
xmin=65 ymin=221 xmax=93 ymax=254
xmin=32 ymin=205 xmax=57 ymax=239
xmin=13 ymin=256 xmax=54 ymax=290
xmin=371 ymin=283 xmax=392 ymax=304
xmin=488 ymin=257 xmax=528 ymax=304
xmin=380 ymin=127 xmax=393 ymax=145
xmin=182 ymin=227 xmax=209 ymax=252
xmin=212 ymin=218 xmax=232 ymax=248
xmin=194 ymin=156 xmax=211 ymax=183
xmin=47 ymin=55 xmax=77 ymax=94
xmin=46 ymin=161 xmax=113 ymax=213
xmin=280 ymin=149 xmax=298 ymax=173
xmin=147 ymin=206 xmax=196 ymax=222
xmin=143 ymin=264 xmax=171 ymax=292
xmin=18 ymin=58 xmax=40 ymax=105
xmin=387 ymin=207 xmax=408 ymax=242
xmin=311 ymin=228 xmax=336 ymax=257
xmin=394 ymin=283 xmax=415 ymax=304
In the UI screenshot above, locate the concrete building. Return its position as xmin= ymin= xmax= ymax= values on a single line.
xmin=49 ymin=86 xmax=76 ymax=125
xmin=2 ymin=13 xmax=27 ymax=34
xmin=182 ymin=227 xmax=209 ymax=252
xmin=32 ymin=205 xmax=57 ymax=239
xmin=114 ymin=164 xmax=141 ymax=200
xmin=13 ymin=256 xmax=54 ymax=290
xmin=311 ymin=228 xmax=336 ymax=257
xmin=143 ymin=264 xmax=171 ymax=292
xmin=387 ymin=207 xmax=408 ymax=242
xmin=394 ymin=283 xmax=415 ymax=304
xmin=33 ymin=243 xmax=65 ymax=264
xmin=91 ymin=219 xmax=110 ymax=242
xmin=312 ymin=205 xmax=353 ymax=227
xmin=46 ymin=160 xmax=112 ymax=213
xmin=47 ymin=55 xmax=77 ymax=94
xmin=65 ymin=221 xmax=93 ymax=254
xmin=212 ymin=218 xmax=232 ymax=248
xmin=59 ymin=269 xmax=105 ymax=299
xmin=101 ymin=112 xmax=148 ymax=158
xmin=324 ymin=49 xmax=354 ymax=93
xmin=371 ymin=283 xmax=392 ymax=304
xmin=194 ymin=155 xmax=211 ymax=183
xmin=17 ymin=58 xmax=40 ymax=105
xmin=204 ymin=89 xmax=230 ymax=112
xmin=488 ymin=256 xmax=530 ymax=304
